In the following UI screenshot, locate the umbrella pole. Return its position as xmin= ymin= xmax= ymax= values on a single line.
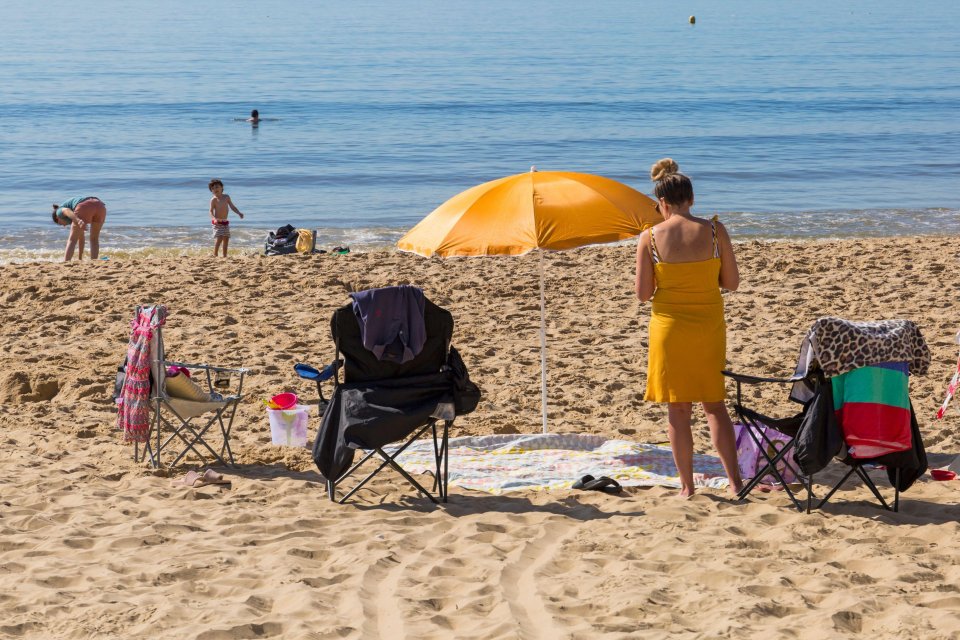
xmin=539 ymin=249 xmax=549 ymax=434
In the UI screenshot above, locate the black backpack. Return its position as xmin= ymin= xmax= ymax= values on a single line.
xmin=264 ymin=224 xmax=299 ymax=256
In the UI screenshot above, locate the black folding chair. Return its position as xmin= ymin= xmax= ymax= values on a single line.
xmin=305 ymin=289 xmax=472 ymax=504
xmin=724 ymin=371 xmax=807 ymax=511
xmin=723 ymin=370 xmax=923 ymax=513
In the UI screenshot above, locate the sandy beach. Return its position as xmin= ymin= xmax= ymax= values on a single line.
xmin=2 ymin=236 xmax=960 ymax=639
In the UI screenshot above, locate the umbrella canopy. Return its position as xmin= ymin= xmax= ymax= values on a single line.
xmin=397 ymin=169 xmax=661 ymax=433
xmin=397 ymin=170 xmax=660 ymax=257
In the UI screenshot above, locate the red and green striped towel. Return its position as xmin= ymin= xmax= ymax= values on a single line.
xmin=832 ymin=361 xmax=911 ymax=459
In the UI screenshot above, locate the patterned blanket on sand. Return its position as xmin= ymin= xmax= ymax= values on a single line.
xmin=391 ymin=433 xmax=729 ymax=494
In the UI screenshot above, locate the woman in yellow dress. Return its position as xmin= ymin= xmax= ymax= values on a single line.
xmin=635 ymin=158 xmax=742 ymax=498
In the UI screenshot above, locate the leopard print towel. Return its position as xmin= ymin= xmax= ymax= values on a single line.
xmin=794 ymin=317 xmax=930 ymax=380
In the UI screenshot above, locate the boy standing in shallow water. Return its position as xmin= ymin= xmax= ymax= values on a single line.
xmin=208 ymin=179 xmax=244 ymax=256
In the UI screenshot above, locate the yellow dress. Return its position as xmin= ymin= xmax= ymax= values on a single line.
xmin=644 ymin=218 xmax=727 ymax=403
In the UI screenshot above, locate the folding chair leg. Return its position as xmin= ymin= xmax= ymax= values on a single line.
xmin=853 ymin=466 xmax=891 ymax=511
xmin=736 ymin=436 xmax=804 ymax=511
xmin=336 ymin=450 xmax=396 ymax=504
xmin=336 ymin=448 xmax=439 ymax=505
xmin=161 ymin=407 xmax=230 ymax=468
xmin=214 ymin=400 xmax=240 ymax=466
xmin=431 ymin=421 xmax=440 ymax=495
xmin=815 ymin=465 xmax=859 ymax=510
xmin=134 ymin=438 xmax=157 ymax=467
xmin=443 ymin=420 xmax=450 ymax=503
xmin=155 ymin=397 xmax=162 ymax=468
xmin=376 ymin=446 xmax=439 ymax=504
xmin=164 ymin=417 xmax=223 ymax=467
xmin=331 ymin=423 xmax=444 ymax=505
xmin=429 ymin=420 xmax=450 ymax=502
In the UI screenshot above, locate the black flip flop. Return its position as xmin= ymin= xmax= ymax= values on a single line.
xmin=572 ymin=474 xmax=595 ymax=490
xmin=582 ymin=476 xmax=622 ymax=494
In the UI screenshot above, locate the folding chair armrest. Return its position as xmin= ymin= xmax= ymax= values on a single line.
xmin=722 ymin=370 xmax=796 ymax=385
xmin=294 ymin=361 xmax=342 ymax=405
xmin=294 ymin=360 xmax=342 ymax=382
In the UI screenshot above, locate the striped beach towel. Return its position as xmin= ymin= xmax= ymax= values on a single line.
xmin=832 ymin=362 xmax=912 ymax=459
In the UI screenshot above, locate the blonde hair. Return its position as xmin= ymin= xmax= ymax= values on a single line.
xmin=650 ymin=157 xmax=693 ymax=205
xmin=650 ymin=158 xmax=679 ymax=182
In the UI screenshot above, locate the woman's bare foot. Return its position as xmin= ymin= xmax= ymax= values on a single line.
xmin=678 ymin=487 xmax=695 ymax=499
xmin=729 ymin=480 xmax=744 ymax=498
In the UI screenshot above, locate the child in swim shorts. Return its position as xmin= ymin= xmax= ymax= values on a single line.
xmin=208 ymin=179 xmax=245 ymax=257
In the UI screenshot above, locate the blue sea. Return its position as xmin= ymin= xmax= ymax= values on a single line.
xmin=1 ymin=0 xmax=958 ymax=261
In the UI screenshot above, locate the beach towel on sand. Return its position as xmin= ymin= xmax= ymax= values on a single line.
xmin=388 ymin=433 xmax=730 ymax=494
xmin=116 ymin=306 xmax=166 ymax=443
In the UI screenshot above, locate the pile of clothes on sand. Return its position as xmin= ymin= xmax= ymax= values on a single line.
xmin=264 ymin=224 xmax=350 ymax=256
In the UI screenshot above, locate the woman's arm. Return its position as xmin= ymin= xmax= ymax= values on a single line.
xmin=716 ymin=221 xmax=739 ymax=291
xmin=64 ymin=218 xmax=85 ymax=261
xmin=60 ymin=207 xmax=88 ymax=229
xmin=635 ymin=231 xmax=656 ymax=302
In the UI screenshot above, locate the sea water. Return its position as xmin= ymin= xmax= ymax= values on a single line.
xmin=1 ymin=0 xmax=958 ymax=261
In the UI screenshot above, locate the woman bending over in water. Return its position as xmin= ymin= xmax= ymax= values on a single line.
xmin=51 ymin=196 xmax=107 ymax=261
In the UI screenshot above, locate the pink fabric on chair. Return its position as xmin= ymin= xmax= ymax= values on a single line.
xmin=117 ymin=306 xmax=166 ymax=443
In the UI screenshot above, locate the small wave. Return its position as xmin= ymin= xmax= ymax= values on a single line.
xmin=723 ymin=207 xmax=960 ymax=238
xmin=2 ymin=208 xmax=957 ymax=264
xmin=0 ymin=225 xmax=405 ymax=264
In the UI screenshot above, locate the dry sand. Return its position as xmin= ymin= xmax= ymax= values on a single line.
xmin=1 ymin=236 xmax=960 ymax=639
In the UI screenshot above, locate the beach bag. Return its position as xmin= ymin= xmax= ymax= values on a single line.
xmin=735 ymin=422 xmax=798 ymax=485
xmin=792 ymin=376 xmax=844 ymax=475
xmin=264 ymin=224 xmax=300 ymax=256
xmin=296 ymin=229 xmax=316 ymax=254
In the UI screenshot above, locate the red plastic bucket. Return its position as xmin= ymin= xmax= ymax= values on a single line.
xmin=270 ymin=392 xmax=298 ymax=410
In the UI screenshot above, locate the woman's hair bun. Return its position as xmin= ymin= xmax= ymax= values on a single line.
xmin=650 ymin=158 xmax=679 ymax=182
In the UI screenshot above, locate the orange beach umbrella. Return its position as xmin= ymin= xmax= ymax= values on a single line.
xmin=398 ymin=169 xmax=661 ymax=432
xmin=397 ymin=169 xmax=659 ymax=257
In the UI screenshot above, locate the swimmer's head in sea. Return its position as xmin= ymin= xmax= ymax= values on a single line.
xmin=249 ymin=109 xmax=259 ymax=123
xmin=650 ymin=157 xmax=693 ymax=207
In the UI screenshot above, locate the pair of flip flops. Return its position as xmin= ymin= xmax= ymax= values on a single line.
xmin=572 ymin=474 xmax=622 ymax=494
xmin=171 ymin=469 xmax=232 ymax=488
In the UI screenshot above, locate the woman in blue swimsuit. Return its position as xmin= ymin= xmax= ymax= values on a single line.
xmin=51 ymin=196 xmax=107 ymax=261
